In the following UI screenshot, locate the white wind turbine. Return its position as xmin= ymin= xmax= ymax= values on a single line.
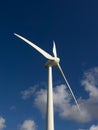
xmin=14 ymin=33 xmax=80 ymax=130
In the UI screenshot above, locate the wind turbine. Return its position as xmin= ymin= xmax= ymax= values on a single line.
xmin=14 ymin=33 xmax=80 ymax=130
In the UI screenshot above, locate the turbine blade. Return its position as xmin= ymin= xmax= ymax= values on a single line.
xmin=14 ymin=33 xmax=54 ymax=60
xmin=57 ymin=63 xmax=80 ymax=112
xmin=53 ymin=41 xmax=57 ymax=57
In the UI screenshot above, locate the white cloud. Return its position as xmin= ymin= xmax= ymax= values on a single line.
xmin=0 ymin=117 xmax=6 ymax=130
xmin=80 ymin=67 xmax=98 ymax=121
xmin=81 ymin=67 xmax=98 ymax=98
xmin=21 ymin=67 xmax=98 ymax=123
xmin=34 ymin=89 xmax=47 ymax=115
xmin=21 ymin=85 xmax=37 ymax=100
xmin=78 ymin=124 xmax=98 ymax=130
xmin=34 ymin=84 xmax=88 ymax=122
xmin=34 ymin=67 xmax=98 ymax=123
xmin=89 ymin=124 xmax=98 ymax=130
xmin=20 ymin=120 xmax=37 ymax=130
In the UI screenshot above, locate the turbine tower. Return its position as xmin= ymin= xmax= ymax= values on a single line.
xmin=14 ymin=33 xmax=80 ymax=130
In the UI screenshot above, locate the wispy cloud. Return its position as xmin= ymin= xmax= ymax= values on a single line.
xmin=19 ymin=119 xmax=37 ymax=130
xmin=0 ymin=117 xmax=6 ymax=130
xmin=21 ymin=85 xmax=38 ymax=100
xmin=9 ymin=105 xmax=16 ymax=111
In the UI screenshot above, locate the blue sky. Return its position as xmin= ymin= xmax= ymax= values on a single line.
xmin=0 ymin=0 xmax=98 ymax=130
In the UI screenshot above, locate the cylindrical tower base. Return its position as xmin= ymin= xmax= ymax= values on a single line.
xmin=46 ymin=66 xmax=54 ymax=130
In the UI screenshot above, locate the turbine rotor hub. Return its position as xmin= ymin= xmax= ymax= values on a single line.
xmin=55 ymin=57 xmax=60 ymax=63
xmin=45 ymin=57 xmax=60 ymax=67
